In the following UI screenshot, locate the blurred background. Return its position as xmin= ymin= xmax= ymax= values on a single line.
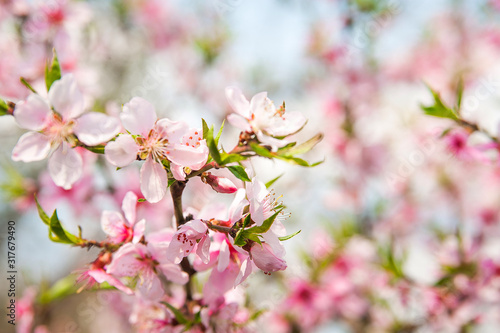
xmin=2 ymin=0 xmax=500 ymax=332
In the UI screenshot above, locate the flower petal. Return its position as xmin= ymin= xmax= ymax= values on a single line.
xmin=225 ymin=86 xmax=250 ymax=118
xmin=217 ymin=240 xmax=230 ymax=272
xmin=104 ymin=134 xmax=138 ymax=167
xmin=167 ymin=144 xmax=208 ymax=168
xmin=14 ymin=94 xmax=51 ymax=131
xmin=132 ymin=219 xmax=146 ymax=244
xmin=121 ymin=97 xmax=157 ymax=136
xmin=101 ymin=211 xmax=127 ymax=238
xmin=267 ymin=111 xmax=306 ymax=137
xmin=159 ymin=263 xmax=189 ymax=285
xmin=48 ymin=74 xmax=84 ymax=120
xmin=122 ymin=191 xmax=138 ymax=225
xmin=88 ymin=269 xmax=133 ymax=295
xmin=74 ymin=112 xmax=120 ymax=146
xmin=107 ymin=243 xmax=145 ymax=277
xmin=156 ymin=118 xmax=189 ymax=143
xmin=234 ymin=257 xmax=253 ymax=287
xmin=196 ymin=235 xmax=210 ymax=264
xmin=140 ymin=157 xmax=168 ymax=203
xmin=12 ymin=132 xmax=51 ymax=162
xmin=250 ymin=242 xmax=287 ymax=272
xmin=227 ymin=114 xmax=251 ymax=132
xmin=170 ymin=162 xmax=186 ymax=181
xmin=48 ymin=143 xmax=83 ymax=189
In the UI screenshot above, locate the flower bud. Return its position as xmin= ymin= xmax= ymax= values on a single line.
xmin=202 ymin=174 xmax=238 ymax=194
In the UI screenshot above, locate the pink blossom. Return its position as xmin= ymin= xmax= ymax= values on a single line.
xmin=167 ymin=219 xmax=210 ymax=264
xmin=101 ymin=191 xmax=145 ymax=244
xmin=202 ymin=173 xmax=238 ymax=194
xmin=105 ymin=97 xmax=208 ymax=203
xmin=225 ymin=86 xmax=306 ymax=148
xmin=250 ymin=242 xmax=287 ymax=272
xmin=11 ymin=74 xmax=120 ymax=189
xmin=107 ymin=242 xmax=188 ymax=300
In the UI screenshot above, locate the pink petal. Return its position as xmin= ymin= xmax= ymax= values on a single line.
xmin=227 ymin=114 xmax=252 ymax=132
xmin=217 ymin=240 xmax=230 ymax=272
xmin=250 ymin=243 xmax=287 ymax=272
xmin=234 ymin=257 xmax=253 ymax=287
xmin=196 ymin=235 xmax=210 ymax=264
xmin=156 ymin=118 xmax=189 ymax=143
xmin=187 ymin=219 xmax=208 ymax=234
xmin=121 ymin=97 xmax=157 ymax=136
xmin=101 ymin=211 xmax=127 ymax=238
xmin=249 ymin=91 xmax=268 ymax=116
xmin=167 ymin=144 xmax=208 ymax=168
xmin=225 ymin=86 xmax=250 ymax=118
xmin=48 ymin=143 xmax=83 ymax=190
xmin=74 ymin=112 xmax=120 ymax=146
xmin=166 ymin=239 xmax=185 ymax=264
xmin=132 ymin=219 xmax=146 ymax=244
xmin=136 ymin=269 xmax=163 ymax=301
xmin=107 ymin=243 xmax=145 ymax=277
xmin=14 ymin=94 xmax=51 ymax=131
xmin=12 ymin=132 xmax=51 ymax=162
xmin=140 ymin=157 xmax=168 ymax=203
xmin=267 ymin=111 xmax=306 ymax=137
xmin=104 ymin=134 xmax=138 ymax=167
xmin=158 ymin=264 xmax=189 ymax=284
xmin=48 ymin=74 xmax=84 ymax=120
xmin=88 ymin=269 xmax=133 ymax=295
xmin=170 ymin=162 xmax=186 ymax=181
xmin=228 ymin=189 xmax=248 ymax=223
xmin=122 ymin=191 xmax=138 ymax=225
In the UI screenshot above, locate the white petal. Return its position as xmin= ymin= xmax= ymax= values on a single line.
xmin=234 ymin=257 xmax=252 ymax=287
xmin=74 ymin=112 xmax=120 ymax=146
xmin=48 ymin=74 xmax=84 ymax=120
xmin=104 ymin=134 xmax=138 ymax=167
xmin=48 ymin=143 xmax=83 ymax=189
xmin=122 ymin=191 xmax=138 ymax=225
xmin=121 ymin=97 xmax=157 ymax=136
xmin=101 ymin=211 xmax=126 ymax=237
xmin=12 ymin=132 xmax=51 ymax=162
xmin=132 ymin=219 xmax=146 ymax=244
xmin=217 ymin=240 xmax=230 ymax=272
xmin=159 ymin=264 xmax=189 ymax=285
xmin=225 ymin=86 xmax=250 ymax=118
xmin=167 ymin=144 xmax=208 ymax=168
xmin=140 ymin=157 xmax=168 ymax=203
xmin=14 ymin=94 xmax=51 ymax=131
xmin=227 ymin=114 xmax=251 ymax=132
xmin=266 ymin=111 xmax=306 ymax=137
xmin=156 ymin=118 xmax=189 ymax=143
xmin=170 ymin=163 xmax=186 ymax=181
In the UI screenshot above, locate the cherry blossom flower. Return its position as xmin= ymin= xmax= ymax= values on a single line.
xmin=225 ymin=86 xmax=306 ymax=148
xmin=167 ymin=219 xmax=210 ymax=264
xmin=249 ymin=242 xmax=287 ymax=272
xmin=101 ymin=191 xmax=146 ymax=244
xmin=11 ymin=74 xmax=120 ymax=189
xmin=105 ymin=97 xmax=208 ymax=203
xmin=107 ymin=242 xmax=188 ymax=300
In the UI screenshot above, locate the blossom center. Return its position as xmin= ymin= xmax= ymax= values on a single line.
xmin=136 ymin=128 xmax=169 ymax=162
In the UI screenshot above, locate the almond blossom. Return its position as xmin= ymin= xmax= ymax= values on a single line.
xmin=107 ymin=242 xmax=188 ymax=300
xmin=11 ymin=74 xmax=120 ymax=189
xmin=105 ymin=97 xmax=209 ymax=203
xmin=225 ymin=86 xmax=306 ymax=148
xmin=167 ymin=219 xmax=210 ymax=264
xmin=101 ymin=191 xmax=145 ymax=244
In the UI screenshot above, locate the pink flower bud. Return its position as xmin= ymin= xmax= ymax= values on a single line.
xmin=250 ymin=243 xmax=287 ymax=272
xmin=204 ymin=174 xmax=238 ymax=194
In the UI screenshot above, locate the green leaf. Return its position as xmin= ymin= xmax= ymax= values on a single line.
xmin=0 ymin=99 xmax=9 ymax=116
xmin=279 ymin=133 xmax=324 ymax=157
xmin=456 ymin=77 xmax=464 ymax=113
xmin=202 ymin=118 xmax=222 ymax=164
xmin=221 ymin=152 xmax=246 ymax=164
xmin=265 ymin=174 xmax=283 ymax=188
xmin=278 ymin=230 xmax=301 ymax=241
xmin=227 ymin=165 xmax=251 ymax=182
xmin=48 ymin=210 xmax=82 ymax=245
xmin=245 ymin=233 xmax=262 ymax=245
xmin=233 ymin=228 xmax=247 ymax=247
xmin=45 ymin=49 xmax=62 ymax=92
xmin=34 ymin=195 xmax=50 ymax=226
xmin=249 ymin=142 xmax=273 ymax=158
xmin=137 ymin=198 xmax=147 ymax=202
xmin=202 ymin=118 xmax=210 ymax=141
xmin=82 ymin=145 xmax=105 ymax=154
xmin=245 ymin=209 xmax=282 ymax=234
xmin=421 ymin=85 xmax=459 ymax=120
xmin=39 ymin=275 xmax=77 ymax=304
xmin=161 ymin=302 xmax=188 ymax=325
xmin=215 ymin=120 xmax=224 ymax=146
xmin=20 ymin=77 xmax=37 ymax=94
xmin=275 ymin=155 xmax=323 ymax=167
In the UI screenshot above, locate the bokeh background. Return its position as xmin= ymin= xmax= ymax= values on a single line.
xmin=2 ymin=0 xmax=500 ymax=332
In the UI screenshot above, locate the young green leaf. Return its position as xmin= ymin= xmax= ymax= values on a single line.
xmin=421 ymin=85 xmax=459 ymax=120
xmin=45 ymin=49 xmax=62 ymax=91
xmin=278 ymin=230 xmax=301 ymax=241
xmin=245 ymin=209 xmax=282 ymax=235
xmin=215 ymin=120 xmax=225 ymax=146
xmin=35 ymin=195 xmax=50 ymax=226
xmin=20 ymin=77 xmax=37 ymax=94
xmin=0 ymin=99 xmax=9 ymax=116
xmin=48 ymin=210 xmax=82 ymax=245
xmin=81 ymin=145 xmax=105 ymax=154
xmin=279 ymin=133 xmax=323 ymax=157
xmin=161 ymin=302 xmax=189 ymax=325
xmin=265 ymin=174 xmax=283 ymax=188
xmin=249 ymin=143 xmax=273 ymax=158
xmin=227 ymin=165 xmax=251 ymax=182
